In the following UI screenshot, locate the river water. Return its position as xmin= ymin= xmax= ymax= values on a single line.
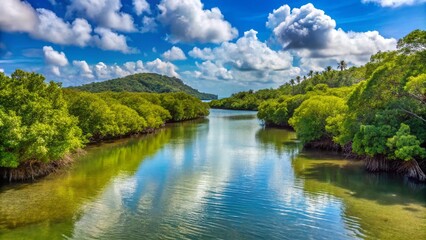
xmin=0 ymin=109 xmax=425 ymax=239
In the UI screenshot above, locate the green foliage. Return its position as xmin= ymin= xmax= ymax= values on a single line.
xmin=405 ymin=73 xmax=426 ymax=103
xmin=64 ymin=91 xmax=120 ymax=140
xmin=352 ymin=124 xmax=395 ymax=156
xmin=257 ymin=94 xmax=308 ymax=127
xmin=0 ymin=70 xmax=83 ymax=167
xmin=160 ymin=92 xmax=209 ymax=121
xmin=70 ymin=73 xmax=217 ymax=100
xmin=209 ymin=89 xmax=279 ymax=110
xmin=109 ymin=103 xmax=146 ymax=135
xmin=339 ymin=34 xmax=426 ymax=149
xmin=387 ymin=124 xmax=426 ymax=161
xmin=257 ymin=100 xmax=285 ymax=126
xmin=0 ymin=109 xmax=23 ymax=167
xmin=64 ymin=90 xmax=209 ymax=141
xmin=111 ymin=92 xmax=169 ymax=128
xmin=397 ymin=29 xmax=426 ymax=54
xmin=256 ymin=83 xmax=354 ymax=129
xmin=289 ymin=96 xmax=347 ymax=143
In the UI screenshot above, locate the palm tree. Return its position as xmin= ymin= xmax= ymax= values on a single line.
xmin=308 ymin=70 xmax=314 ymax=78
xmin=296 ymin=76 xmax=301 ymax=84
xmin=326 ymin=66 xmax=332 ymax=72
xmin=337 ymin=60 xmax=347 ymax=71
xmin=290 ymin=79 xmax=295 ymax=94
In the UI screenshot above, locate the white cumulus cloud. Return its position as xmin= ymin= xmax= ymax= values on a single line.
xmin=0 ymin=0 xmax=135 ymax=53
xmin=267 ymin=3 xmax=397 ymax=70
xmin=361 ymin=0 xmax=426 ymax=7
xmin=67 ymin=0 xmax=136 ymax=32
xmin=73 ymin=60 xmax=94 ymax=79
xmin=158 ymin=0 xmax=238 ymax=43
xmin=188 ymin=47 xmax=215 ymax=60
xmin=194 ymin=61 xmax=233 ymax=80
xmin=93 ymin=27 xmax=137 ymax=53
xmin=0 ymin=0 xmax=38 ymax=32
xmin=162 ymin=46 xmax=187 ymax=61
xmin=34 ymin=9 xmax=92 ymax=47
xmin=141 ymin=16 xmax=157 ymax=33
xmin=133 ymin=0 xmax=151 ymax=15
xmin=145 ymin=58 xmax=180 ymax=77
xmin=266 ymin=5 xmax=290 ymax=30
xmin=189 ymin=30 xmax=298 ymax=83
xmin=43 ymin=46 xmax=68 ymax=66
xmin=43 ymin=46 xmax=69 ymax=76
xmin=0 ymin=1 xmax=92 ymax=47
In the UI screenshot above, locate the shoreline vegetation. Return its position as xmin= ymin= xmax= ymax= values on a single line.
xmin=0 ymin=71 xmax=209 ymax=182
xmin=210 ymin=30 xmax=426 ymax=182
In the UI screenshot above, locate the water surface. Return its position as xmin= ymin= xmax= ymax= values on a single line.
xmin=0 ymin=109 xmax=425 ymax=239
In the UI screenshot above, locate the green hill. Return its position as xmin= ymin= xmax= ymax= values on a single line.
xmin=70 ymin=73 xmax=218 ymax=100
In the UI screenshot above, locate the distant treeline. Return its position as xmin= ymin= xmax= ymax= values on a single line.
xmin=0 ymin=70 xmax=209 ymax=181
xmin=211 ymin=30 xmax=426 ymax=181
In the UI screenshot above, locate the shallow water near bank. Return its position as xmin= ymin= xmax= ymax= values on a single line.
xmin=0 ymin=109 xmax=425 ymax=239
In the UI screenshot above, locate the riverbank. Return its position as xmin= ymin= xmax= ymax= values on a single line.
xmin=290 ymin=135 xmax=426 ymax=182
xmin=213 ymin=100 xmax=426 ymax=182
xmin=212 ymin=107 xmax=426 ymax=182
xmin=0 ymin=152 xmax=79 ymax=183
xmin=0 ymin=116 xmax=208 ymax=183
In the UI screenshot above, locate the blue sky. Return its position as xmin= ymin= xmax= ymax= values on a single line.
xmin=0 ymin=0 xmax=425 ymax=97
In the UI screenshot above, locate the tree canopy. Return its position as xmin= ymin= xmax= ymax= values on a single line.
xmin=0 ymin=71 xmax=83 ymax=168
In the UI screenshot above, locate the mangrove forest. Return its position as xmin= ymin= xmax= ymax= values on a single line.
xmin=210 ymin=30 xmax=426 ymax=181
xmin=0 ymin=70 xmax=209 ymax=181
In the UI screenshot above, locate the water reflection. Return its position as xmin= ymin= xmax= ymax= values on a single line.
xmin=65 ymin=110 xmax=360 ymax=239
xmin=255 ymin=127 xmax=301 ymax=158
xmin=0 ymin=109 xmax=424 ymax=240
xmin=0 ymin=130 xmax=172 ymax=239
xmin=291 ymin=152 xmax=426 ymax=239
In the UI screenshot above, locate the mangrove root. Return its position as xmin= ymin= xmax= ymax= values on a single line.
xmin=0 ymin=151 xmax=84 ymax=183
xmin=364 ymin=157 xmax=391 ymax=172
xmin=304 ymin=137 xmax=341 ymax=151
xmin=398 ymin=160 xmax=426 ymax=182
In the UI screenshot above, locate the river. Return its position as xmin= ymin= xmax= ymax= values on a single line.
xmin=0 ymin=109 xmax=425 ymax=239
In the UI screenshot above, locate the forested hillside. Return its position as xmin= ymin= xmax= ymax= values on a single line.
xmin=0 ymin=70 xmax=209 ymax=181
xmin=70 ymin=73 xmax=217 ymax=100
xmin=211 ymin=30 xmax=426 ymax=181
